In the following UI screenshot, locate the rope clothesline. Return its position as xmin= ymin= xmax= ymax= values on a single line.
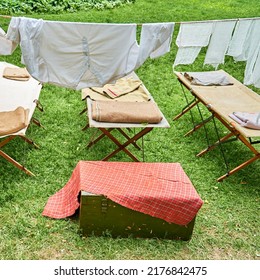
xmin=0 ymin=14 xmax=260 ymax=24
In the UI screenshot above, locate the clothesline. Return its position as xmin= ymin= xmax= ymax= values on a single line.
xmin=0 ymin=14 xmax=260 ymax=24
xmin=1 ymin=15 xmax=260 ymax=89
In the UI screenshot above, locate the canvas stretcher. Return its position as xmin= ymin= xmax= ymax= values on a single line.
xmin=0 ymin=62 xmax=42 ymax=175
xmin=173 ymin=70 xmax=260 ymax=181
xmin=82 ymin=72 xmax=170 ymax=161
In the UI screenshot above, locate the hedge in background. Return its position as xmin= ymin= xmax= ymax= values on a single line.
xmin=0 ymin=0 xmax=135 ymax=14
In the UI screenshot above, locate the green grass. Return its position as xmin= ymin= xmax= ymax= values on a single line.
xmin=0 ymin=0 xmax=260 ymax=260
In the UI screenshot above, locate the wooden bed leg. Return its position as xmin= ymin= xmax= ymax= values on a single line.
xmin=0 ymin=150 xmax=35 ymax=176
xmin=217 ymin=154 xmax=260 ymax=182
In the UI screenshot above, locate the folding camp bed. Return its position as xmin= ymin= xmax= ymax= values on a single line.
xmin=173 ymin=70 xmax=260 ymax=181
xmin=81 ymin=72 xmax=170 ymax=162
xmin=0 ymin=62 xmax=42 ymax=175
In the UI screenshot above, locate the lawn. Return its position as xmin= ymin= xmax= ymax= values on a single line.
xmin=0 ymin=0 xmax=259 ymax=260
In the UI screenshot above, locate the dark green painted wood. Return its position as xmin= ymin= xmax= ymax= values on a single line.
xmin=79 ymin=192 xmax=195 ymax=240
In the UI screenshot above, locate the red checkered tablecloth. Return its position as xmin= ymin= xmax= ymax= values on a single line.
xmin=42 ymin=161 xmax=203 ymax=225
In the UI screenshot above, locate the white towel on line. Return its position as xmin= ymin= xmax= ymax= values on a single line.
xmin=242 ymin=20 xmax=260 ymax=86
xmin=173 ymin=22 xmax=213 ymax=66
xmin=244 ymin=44 xmax=260 ymax=87
xmin=174 ymin=47 xmax=202 ymax=66
xmin=204 ymin=20 xmax=237 ymax=69
xmin=226 ymin=19 xmax=253 ymax=60
xmin=135 ymin=23 xmax=175 ymax=69
xmin=250 ymin=47 xmax=260 ymax=88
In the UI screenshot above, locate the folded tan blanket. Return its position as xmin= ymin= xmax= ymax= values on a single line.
xmin=3 ymin=67 xmax=30 ymax=81
xmin=184 ymin=71 xmax=233 ymax=86
xmin=0 ymin=107 xmax=29 ymax=136
xmin=82 ymin=77 xmax=150 ymax=102
xmin=92 ymin=101 xmax=163 ymax=124
xmin=93 ymin=77 xmax=142 ymax=98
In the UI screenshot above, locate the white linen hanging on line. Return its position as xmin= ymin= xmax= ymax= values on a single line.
xmin=135 ymin=22 xmax=175 ymax=69
xmin=226 ymin=19 xmax=253 ymax=61
xmin=173 ymin=21 xmax=214 ymax=66
xmin=249 ymin=46 xmax=260 ymax=88
xmin=204 ymin=20 xmax=237 ymax=69
xmin=0 ymin=26 xmax=17 ymax=55
xmin=6 ymin=17 xmax=140 ymax=90
xmin=242 ymin=20 xmax=260 ymax=86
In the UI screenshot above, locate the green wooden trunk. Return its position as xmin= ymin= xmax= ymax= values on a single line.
xmin=79 ymin=191 xmax=195 ymax=240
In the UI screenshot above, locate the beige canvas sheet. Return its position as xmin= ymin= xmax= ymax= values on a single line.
xmin=175 ymin=70 xmax=260 ymax=138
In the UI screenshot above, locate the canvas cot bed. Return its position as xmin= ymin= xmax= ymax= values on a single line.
xmin=0 ymin=61 xmax=42 ymax=175
xmin=81 ymin=72 xmax=170 ymax=161
xmin=173 ymin=70 xmax=260 ymax=181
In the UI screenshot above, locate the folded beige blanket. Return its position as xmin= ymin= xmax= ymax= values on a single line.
xmin=3 ymin=67 xmax=30 ymax=81
xmin=0 ymin=107 xmax=29 ymax=136
xmin=92 ymin=101 xmax=163 ymax=124
xmin=82 ymin=77 xmax=150 ymax=102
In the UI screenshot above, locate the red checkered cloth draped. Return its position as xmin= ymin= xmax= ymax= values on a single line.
xmin=42 ymin=161 xmax=203 ymax=225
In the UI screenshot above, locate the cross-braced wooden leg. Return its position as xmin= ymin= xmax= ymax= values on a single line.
xmin=100 ymin=127 xmax=153 ymax=162
xmin=1 ymin=135 xmax=37 ymax=176
xmin=0 ymin=150 xmax=35 ymax=176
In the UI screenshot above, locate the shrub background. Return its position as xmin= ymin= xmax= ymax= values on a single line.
xmin=0 ymin=0 xmax=135 ymax=14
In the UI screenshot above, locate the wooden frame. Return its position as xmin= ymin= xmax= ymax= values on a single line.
xmin=173 ymin=70 xmax=260 ymax=181
xmin=82 ymin=72 xmax=170 ymax=162
xmin=0 ymin=61 xmax=43 ymax=175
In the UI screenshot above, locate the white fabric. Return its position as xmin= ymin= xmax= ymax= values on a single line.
xmin=7 ymin=17 xmax=139 ymax=90
xmin=184 ymin=71 xmax=233 ymax=86
xmin=174 ymin=47 xmax=202 ymax=66
xmin=226 ymin=19 xmax=253 ymax=60
xmin=243 ymin=20 xmax=260 ymax=86
xmin=176 ymin=22 xmax=214 ymax=47
xmin=250 ymin=47 xmax=260 ymax=88
xmin=229 ymin=112 xmax=260 ymax=130
xmin=204 ymin=20 xmax=237 ymax=68
xmin=0 ymin=27 xmax=5 ymax=36
xmin=135 ymin=23 xmax=174 ymax=69
xmin=173 ymin=22 xmax=213 ymax=66
xmin=0 ymin=27 xmax=17 ymax=55
xmin=232 ymin=20 xmax=259 ymax=62
xmin=0 ymin=62 xmax=42 ymax=137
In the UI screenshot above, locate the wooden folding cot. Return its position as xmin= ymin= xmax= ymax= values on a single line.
xmin=173 ymin=70 xmax=260 ymax=181
xmin=81 ymin=72 xmax=170 ymax=162
xmin=0 ymin=62 xmax=42 ymax=175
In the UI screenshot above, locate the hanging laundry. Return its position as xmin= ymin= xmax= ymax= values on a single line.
xmin=204 ymin=20 xmax=236 ymax=69
xmin=0 ymin=27 xmax=5 ymax=36
xmin=6 ymin=17 xmax=139 ymax=90
xmin=226 ymin=19 xmax=253 ymax=60
xmin=0 ymin=26 xmax=17 ymax=55
xmin=173 ymin=22 xmax=214 ymax=66
xmin=249 ymin=46 xmax=260 ymax=88
xmin=242 ymin=20 xmax=260 ymax=86
xmin=135 ymin=22 xmax=175 ymax=69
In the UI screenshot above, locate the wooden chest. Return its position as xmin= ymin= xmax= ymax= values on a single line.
xmin=80 ymin=191 xmax=196 ymax=240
